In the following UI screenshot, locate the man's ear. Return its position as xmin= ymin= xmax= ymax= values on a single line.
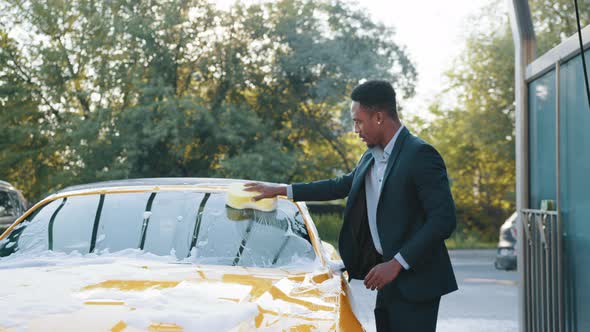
xmin=376 ymin=111 xmax=384 ymax=125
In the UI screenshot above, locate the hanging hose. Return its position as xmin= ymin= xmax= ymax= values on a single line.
xmin=574 ymin=0 xmax=590 ymax=111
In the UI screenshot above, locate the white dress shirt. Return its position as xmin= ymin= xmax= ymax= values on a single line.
xmin=365 ymin=125 xmax=410 ymax=269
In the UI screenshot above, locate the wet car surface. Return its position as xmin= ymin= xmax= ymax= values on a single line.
xmin=0 ymin=178 xmax=364 ymax=331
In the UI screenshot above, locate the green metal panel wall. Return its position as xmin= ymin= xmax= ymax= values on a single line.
xmin=559 ymin=50 xmax=590 ymax=332
xmin=528 ymin=70 xmax=557 ymax=209
xmin=528 ymin=49 xmax=590 ymax=331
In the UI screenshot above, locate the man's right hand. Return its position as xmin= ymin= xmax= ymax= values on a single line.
xmin=244 ymin=182 xmax=288 ymax=201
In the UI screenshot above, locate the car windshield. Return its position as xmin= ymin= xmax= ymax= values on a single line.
xmin=0 ymin=190 xmax=25 ymax=218
xmin=0 ymin=190 xmax=316 ymax=268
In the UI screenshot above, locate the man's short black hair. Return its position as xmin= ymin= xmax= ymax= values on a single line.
xmin=350 ymin=80 xmax=397 ymax=118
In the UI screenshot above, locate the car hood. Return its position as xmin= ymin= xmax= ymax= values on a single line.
xmin=0 ymin=251 xmax=360 ymax=331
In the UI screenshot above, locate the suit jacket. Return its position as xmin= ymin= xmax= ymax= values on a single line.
xmin=292 ymin=127 xmax=458 ymax=302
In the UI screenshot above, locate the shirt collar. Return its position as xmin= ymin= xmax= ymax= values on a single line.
xmin=370 ymin=124 xmax=405 ymax=161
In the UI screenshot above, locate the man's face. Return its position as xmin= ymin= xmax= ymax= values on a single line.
xmin=351 ymin=101 xmax=381 ymax=148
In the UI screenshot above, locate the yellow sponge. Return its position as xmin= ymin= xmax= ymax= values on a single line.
xmin=225 ymin=183 xmax=277 ymax=212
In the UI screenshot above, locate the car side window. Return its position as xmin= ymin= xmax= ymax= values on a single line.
xmin=0 ymin=191 xmax=23 ymax=217
xmin=0 ymin=191 xmax=12 ymax=217
xmin=9 ymin=191 xmax=25 ymax=216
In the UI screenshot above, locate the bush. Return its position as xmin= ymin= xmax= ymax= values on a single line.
xmin=310 ymin=212 xmax=497 ymax=250
xmin=445 ymin=225 xmax=497 ymax=249
xmin=310 ymin=213 xmax=343 ymax=248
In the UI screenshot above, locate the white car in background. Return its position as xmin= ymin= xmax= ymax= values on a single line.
xmin=0 ymin=181 xmax=27 ymax=230
xmin=494 ymin=212 xmax=517 ymax=271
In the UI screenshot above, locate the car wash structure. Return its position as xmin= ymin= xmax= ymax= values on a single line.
xmin=508 ymin=1 xmax=590 ymax=331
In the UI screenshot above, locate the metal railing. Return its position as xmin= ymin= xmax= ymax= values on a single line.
xmin=521 ymin=209 xmax=564 ymax=332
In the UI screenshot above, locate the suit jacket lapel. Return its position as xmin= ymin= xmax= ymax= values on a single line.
xmin=381 ymin=127 xmax=410 ymax=191
xmin=347 ymin=154 xmax=374 ymax=206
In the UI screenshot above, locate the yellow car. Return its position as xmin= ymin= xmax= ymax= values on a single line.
xmin=0 ymin=178 xmax=364 ymax=331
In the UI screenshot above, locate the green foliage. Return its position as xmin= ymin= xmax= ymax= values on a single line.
xmin=413 ymin=7 xmax=516 ymax=237
xmin=312 ymin=210 xmax=499 ymax=250
xmin=529 ymin=0 xmax=590 ymax=55
xmin=412 ymin=0 xmax=589 ymax=239
xmin=310 ymin=212 xmax=342 ymax=248
xmin=445 ymin=233 xmax=497 ymax=250
xmin=0 ymin=0 xmax=416 ymax=201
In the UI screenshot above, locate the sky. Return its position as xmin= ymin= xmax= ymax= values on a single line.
xmin=360 ymin=0 xmax=493 ymax=119
xmin=216 ymin=0 xmax=494 ymax=120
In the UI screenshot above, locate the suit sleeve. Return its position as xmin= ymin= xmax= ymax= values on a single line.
xmin=399 ymin=144 xmax=456 ymax=269
xmin=290 ymin=152 xmax=370 ymax=202
xmin=291 ymin=170 xmax=355 ymax=202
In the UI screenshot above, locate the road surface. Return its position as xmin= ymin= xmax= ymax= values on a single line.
xmin=349 ymin=249 xmax=518 ymax=332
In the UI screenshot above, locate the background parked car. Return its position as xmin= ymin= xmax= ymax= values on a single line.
xmin=0 ymin=181 xmax=27 ymax=231
xmin=494 ymin=211 xmax=517 ymax=270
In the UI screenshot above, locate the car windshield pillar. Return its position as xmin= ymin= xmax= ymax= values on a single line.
xmin=138 ymin=193 xmax=157 ymax=250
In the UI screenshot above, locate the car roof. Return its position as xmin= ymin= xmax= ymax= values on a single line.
xmin=57 ymin=177 xmax=256 ymax=195
xmin=0 ymin=180 xmax=16 ymax=191
xmin=505 ymin=211 xmax=518 ymax=224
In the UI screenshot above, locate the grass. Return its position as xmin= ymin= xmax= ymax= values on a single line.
xmin=445 ymin=223 xmax=497 ymax=249
xmin=310 ymin=212 xmax=497 ymax=250
xmin=445 ymin=233 xmax=497 ymax=250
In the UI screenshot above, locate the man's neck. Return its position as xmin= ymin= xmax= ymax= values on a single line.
xmin=378 ymin=121 xmax=402 ymax=149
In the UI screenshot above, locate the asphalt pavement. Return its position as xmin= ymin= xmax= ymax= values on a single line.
xmin=349 ymin=249 xmax=518 ymax=332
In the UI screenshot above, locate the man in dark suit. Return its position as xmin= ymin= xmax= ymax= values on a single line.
xmin=246 ymin=80 xmax=457 ymax=332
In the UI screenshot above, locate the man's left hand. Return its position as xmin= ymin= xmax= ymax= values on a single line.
xmin=364 ymin=258 xmax=403 ymax=291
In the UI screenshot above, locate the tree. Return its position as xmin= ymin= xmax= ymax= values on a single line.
xmin=413 ymin=0 xmax=589 ymax=237
xmin=212 ymin=0 xmax=417 ymax=182
xmin=529 ymin=0 xmax=590 ymax=54
xmin=0 ymin=29 xmax=70 ymax=199
xmin=0 ymin=0 xmax=416 ymax=201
